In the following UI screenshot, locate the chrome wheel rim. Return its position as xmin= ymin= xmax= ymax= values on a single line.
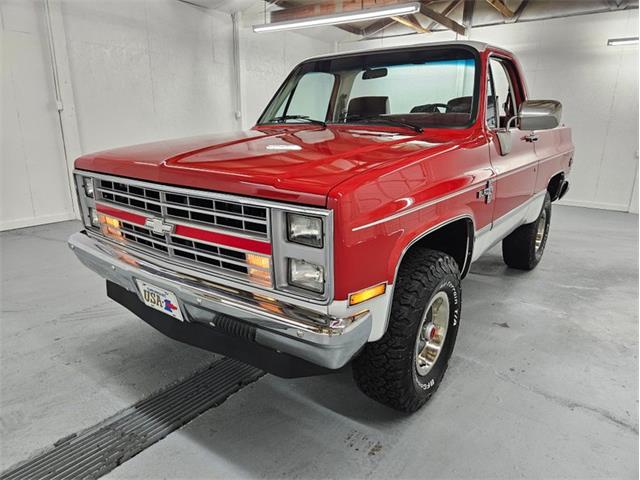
xmin=415 ymin=291 xmax=450 ymax=377
xmin=535 ymin=210 xmax=547 ymax=252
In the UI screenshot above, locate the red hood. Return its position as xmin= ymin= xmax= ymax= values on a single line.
xmin=75 ymin=125 xmax=462 ymax=207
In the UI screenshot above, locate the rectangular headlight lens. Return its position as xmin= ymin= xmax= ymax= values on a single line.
xmin=287 ymin=213 xmax=323 ymax=248
xmin=89 ymin=207 xmax=99 ymax=227
xmin=288 ymin=258 xmax=324 ymax=293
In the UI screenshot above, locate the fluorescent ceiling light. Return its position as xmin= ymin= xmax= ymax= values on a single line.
xmin=607 ymin=37 xmax=639 ymax=46
xmin=253 ymin=2 xmax=420 ymax=33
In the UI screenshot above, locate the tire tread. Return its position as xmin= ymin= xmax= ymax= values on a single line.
xmin=353 ymin=249 xmax=460 ymax=412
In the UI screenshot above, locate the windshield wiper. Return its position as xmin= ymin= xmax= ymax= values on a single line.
xmin=347 ymin=115 xmax=423 ymax=133
xmin=271 ymin=115 xmax=327 ymax=128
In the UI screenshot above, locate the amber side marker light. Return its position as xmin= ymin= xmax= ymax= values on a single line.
xmin=349 ymin=283 xmax=386 ymax=306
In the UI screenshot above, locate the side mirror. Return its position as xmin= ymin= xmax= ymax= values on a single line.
xmin=518 ymin=100 xmax=562 ymax=131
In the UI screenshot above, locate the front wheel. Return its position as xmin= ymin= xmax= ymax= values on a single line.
xmin=502 ymin=192 xmax=552 ymax=270
xmin=352 ymin=249 xmax=461 ymax=413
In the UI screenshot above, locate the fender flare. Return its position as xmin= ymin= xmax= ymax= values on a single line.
xmin=381 ymin=214 xmax=476 ymax=333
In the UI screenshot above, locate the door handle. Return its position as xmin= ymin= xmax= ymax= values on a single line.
xmin=524 ymin=133 xmax=539 ymax=142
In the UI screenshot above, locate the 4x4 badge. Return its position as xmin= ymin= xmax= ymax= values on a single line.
xmin=144 ymin=217 xmax=175 ymax=235
xmin=477 ymin=179 xmax=495 ymax=204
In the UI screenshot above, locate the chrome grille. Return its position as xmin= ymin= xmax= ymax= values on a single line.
xmin=97 ymin=179 xmax=268 ymax=238
xmin=115 ymin=220 xmax=271 ymax=284
xmin=90 ymin=176 xmax=272 ymax=286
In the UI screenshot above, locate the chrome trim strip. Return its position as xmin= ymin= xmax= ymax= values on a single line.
xmin=493 ymin=152 xmax=570 ymax=180
xmin=352 ymin=182 xmax=485 ymax=232
xmin=351 ymin=150 xmax=571 ymax=233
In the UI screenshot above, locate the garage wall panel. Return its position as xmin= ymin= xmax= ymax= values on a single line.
xmin=62 ymin=0 xmax=236 ymax=153
xmin=1 ymin=0 xmax=74 ymax=231
xmin=239 ymin=27 xmax=333 ymax=128
xmin=1 ymin=0 xmax=240 ymax=231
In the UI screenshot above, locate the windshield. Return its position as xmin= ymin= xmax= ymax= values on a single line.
xmin=258 ymin=46 xmax=478 ymax=130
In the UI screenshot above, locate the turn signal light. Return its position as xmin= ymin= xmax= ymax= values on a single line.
xmin=98 ymin=214 xmax=123 ymax=240
xmin=247 ymin=253 xmax=271 ymax=285
xmin=349 ymin=283 xmax=386 ymax=306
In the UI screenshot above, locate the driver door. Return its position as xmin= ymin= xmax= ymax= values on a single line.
xmin=486 ymin=56 xmax=537 ymax=223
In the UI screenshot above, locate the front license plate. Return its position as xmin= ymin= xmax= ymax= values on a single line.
xmin=136 ymin=280 xmax=184 ymax=321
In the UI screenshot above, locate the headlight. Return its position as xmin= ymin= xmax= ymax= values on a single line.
xmin=89 ymin=207 xmax=99 ymax=227
xmin=287 ymin=213 xmax=323 ymax=248
xmin=83 ymin=177 xmax=94 ymax=197
xmin=288 ymin=258 xmax=324 ymax=293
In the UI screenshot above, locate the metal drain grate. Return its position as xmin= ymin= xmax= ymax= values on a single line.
xmin=1 ymin=358 xmax=264 ymax=480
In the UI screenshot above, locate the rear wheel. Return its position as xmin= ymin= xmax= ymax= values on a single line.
xmin=502 ymin=192 xmax=551 ymax=270
xmin=352 ymin=249 xmax=461 ymax=413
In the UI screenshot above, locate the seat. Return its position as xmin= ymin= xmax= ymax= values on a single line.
xmin=446 ymin=96 xmax=472 ymax=113
xmin=411 ymin=103 xmax=445 ymax=113
xmin=347 ymin=96 xmax=389 ymax=118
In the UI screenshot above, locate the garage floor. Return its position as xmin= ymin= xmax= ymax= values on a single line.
xmin=1 ymin=205 xmax=638 ymax=479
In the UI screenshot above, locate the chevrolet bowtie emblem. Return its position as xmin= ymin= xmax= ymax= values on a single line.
xmin=144 ymin=217 xmax=175 ymax=235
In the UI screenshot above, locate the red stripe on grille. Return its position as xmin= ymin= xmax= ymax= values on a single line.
xmin=96 ymin=204 xmax=146 ymax=225
xmin=95 ymin=203 xmax=272 ymax=255
xmin=174 ymin=225 xmax=272 ymax=255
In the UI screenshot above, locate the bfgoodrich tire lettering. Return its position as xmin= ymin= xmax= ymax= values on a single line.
xmin=352 ymin=249 xmax=461 ymax=413
xmin=502 ymin=192 xmax=552 ymax=270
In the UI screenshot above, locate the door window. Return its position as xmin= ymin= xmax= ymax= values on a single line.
xmin=486 ymin=58 xmax=517 ymax=129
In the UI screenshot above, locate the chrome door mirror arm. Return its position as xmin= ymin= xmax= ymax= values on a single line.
xmin=495 ymin=116 xmax=518 ymax=156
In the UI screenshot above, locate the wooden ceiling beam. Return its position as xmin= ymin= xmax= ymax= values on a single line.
xmin=462 ymin=0 xmax=475 ymax=29
xmin=485 ymin=0 xmax=515 ymax=17
xmin=336 ymin=23 xmax=364 ymax=35
xmin=419 ymin=4 xmax=466 ymax=35
xmin=392 ymin=14 xmax=429 ymax=34
xmin=425 ymin=0 xmax=462 ymax=31
xmin=362 ymin=17 xmax=396 ymax=37
xmin=507 ymin=0 xmax=529 ymax=23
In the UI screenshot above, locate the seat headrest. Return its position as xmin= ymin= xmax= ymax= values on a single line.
xmin=446 ymin=96 xmax=472 ymax=114
xmin=411 ymin=104 xmax=440 ymax=113
xmin=347 ymin=96 xmax=389 ymax=118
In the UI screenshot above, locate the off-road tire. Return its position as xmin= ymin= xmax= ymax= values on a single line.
xmin=502 ymin=192 xmax=551 ymax=270
xmin=352 ymin=249 xmax=462 ymax=413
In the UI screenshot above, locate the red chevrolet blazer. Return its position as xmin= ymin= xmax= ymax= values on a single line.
xmin=69 ymin=41 xmax=573 ymax=412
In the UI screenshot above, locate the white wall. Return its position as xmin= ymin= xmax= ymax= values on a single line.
xmin=1 ymin=0 xmax=237 ymax=231
xmin=1 ymin=0 xmax=75 ymax=230
xmin=338 ymin=9 xmax=639 ymax=213
xmin=239 ymin=25 xmax=334 ymax=128
xmin=62 ymin=0 xmax=237 ymax=153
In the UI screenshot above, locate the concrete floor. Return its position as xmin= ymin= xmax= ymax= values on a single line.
xmin=1 ymin=205 xmax=638 ymax=479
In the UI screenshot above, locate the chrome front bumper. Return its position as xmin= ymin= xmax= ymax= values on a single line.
xmin=68 ymin=232 xmax=371 ymax=370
